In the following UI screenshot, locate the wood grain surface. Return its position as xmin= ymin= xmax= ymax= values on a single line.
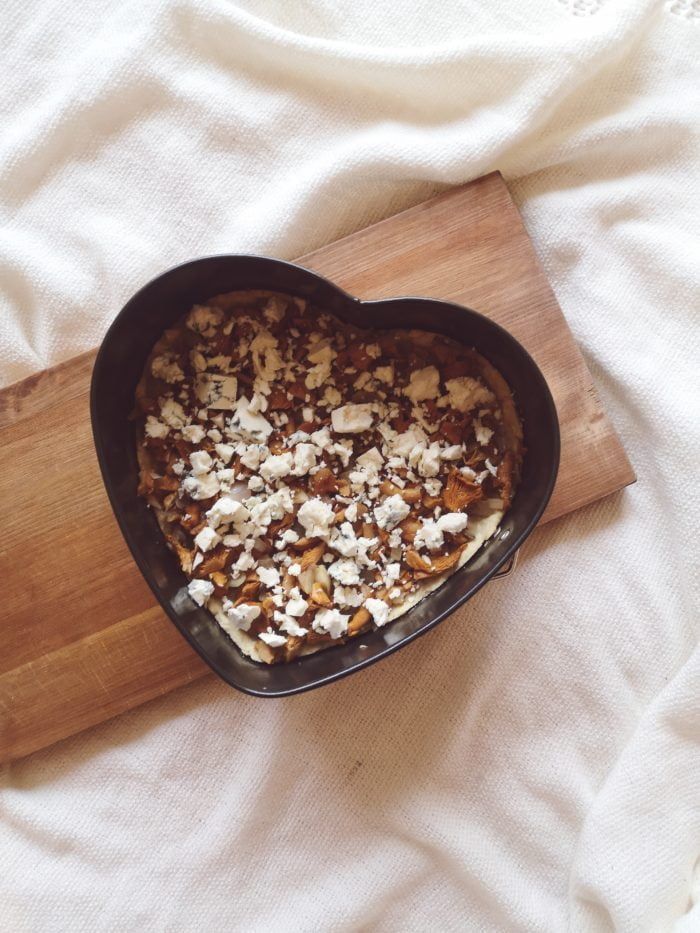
xmin=0 ymin=172 xmax=635 ymax=764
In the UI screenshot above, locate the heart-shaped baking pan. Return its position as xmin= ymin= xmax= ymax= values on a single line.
xmin=91 ymin=255 xmax=559 ymax=696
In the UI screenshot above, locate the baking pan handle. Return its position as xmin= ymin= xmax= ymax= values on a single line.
xmin=493 ymin=549 xmax=519 ymax=580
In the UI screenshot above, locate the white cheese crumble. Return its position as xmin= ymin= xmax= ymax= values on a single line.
xmin=257 ymin=566 xmax=281 ymax=588
xmin=333 ymin=586 xmax=364 ymax=608
xmin=187 ymin=579 xmax=214 ymax=606
xmin=160 ymin=399 xmax=187 ymax=429
xmin=145 ymin=416 xmax=169 ymax=439
xmin=331 ymin=403 xmax=374 ymax=434
xmin=259 ymin=629 xmax=287 ymax=647
xmin=365 ymin=598 xmax=390 ymax=627
xmin=416 ymin=441 xmax=442 ymax=478
xmin=437 ymin=512 xmax=469 ymax=534
xmin=356 ymin=446 xmax=384 ymax=473
xmin=285 ymin=595 xmax=308 ymax=617
xmin=152 ymin=354 xmax=184 ymax=383
xmin=312 ymin=608 xmax=349 ymax=639
xmin=328 ymin=558 xmax=361 ymax=586
xmin=182 ymin=424 xmax=206 ymax=444
xmin=403 ymin=366 xmax=440 ymax=403
xmin=388 ymin=425 xmax=427 ymax=458
xmin=221 ymin=600 xmax=260 ymax=631
xmin=206 ymin=497 xmax=250 ymax=527
xmin=194 ymin=526 xmax=221 ymax=552
xmin=305 ymin=344 xmax=336 ymax=389
xmin=214 ymin=443 xmax=235 ymax=463
xmin=473 ymin=417 xmax=494 ymax=446
xmin=374 ymin=365 xmax=394 ymax=385
xmin=292 ymin=443 xmax=318 ymax=476
xmin=190 ymin=450 xmax=213 ymax=475
xmin=275 ymin=613 xmax=307 ymax=637
xmin=297 ymin=498 xmax=335 ymax=539
xmin=440 ymin=376 xmax=494 ymax=413
xmin=183 ymin=472 xmax=220 ymax=500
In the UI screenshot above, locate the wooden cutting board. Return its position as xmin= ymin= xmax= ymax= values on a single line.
xmin=0 ymin=172 xmax=635 ymax=764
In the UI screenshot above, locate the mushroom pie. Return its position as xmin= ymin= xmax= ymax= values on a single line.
xmin=134 ymin=290 xmax=523 ymax=663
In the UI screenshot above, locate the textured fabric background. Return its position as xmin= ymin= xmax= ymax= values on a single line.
xmin=1 ymin=1 xmax=698 ymax=931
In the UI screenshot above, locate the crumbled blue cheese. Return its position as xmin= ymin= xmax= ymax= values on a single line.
xmin=414 ymin=519 xmax=444 ymax=552
xmin=423 ymin=477 xmax=443 ymax=497
xmin=263 ymin=296 xmax=286 ymax=324
xmin=183 ymin=472 xmax=220 ymax=500
xmin=322 ymin=386 xmax=341 ymax=407
xmin=387 ymin=425 xmax=427 ymax=458
xmin=186 ymin=305 xmax=223 ymax=337
xmin=285 ymin=594 xmax=308 ymax=617
xmin=374 ymin=494 xmax=410 ymax=530
xmin=229 ymin=396 xmax=273 ymax=441
xmin=239 ymin=444 xmax=267 ymax=471
xmin=194 ymin=372 xmax=238 ymax=411
xmin=259 ymin=452 xmax=294 ymax=483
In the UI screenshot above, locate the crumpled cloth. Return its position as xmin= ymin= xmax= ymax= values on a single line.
xmin=1 ymin=1 xmax=698 ymax=930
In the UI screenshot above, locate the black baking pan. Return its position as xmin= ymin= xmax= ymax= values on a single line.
xmin=91 ymin=255 xmax=560 ymax=696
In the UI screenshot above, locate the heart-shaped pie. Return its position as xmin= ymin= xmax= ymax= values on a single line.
xmin=134 ymin=288 xmax=524 ymax=664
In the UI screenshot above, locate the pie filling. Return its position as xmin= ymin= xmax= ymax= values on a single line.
xmin=134 ymin=290 xmax=523 ymax=664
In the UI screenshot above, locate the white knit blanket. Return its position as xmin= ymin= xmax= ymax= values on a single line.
xmin=1 ymin=1 xmax=698 ymax=930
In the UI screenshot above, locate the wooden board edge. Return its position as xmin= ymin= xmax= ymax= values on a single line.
xmin=0 ymin=349 xmax=97 ymax=432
